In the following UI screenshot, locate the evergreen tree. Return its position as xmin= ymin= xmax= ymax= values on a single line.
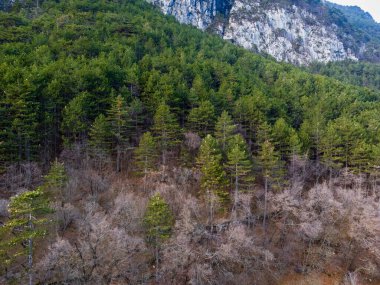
xmin=332 ymin=116 xmax=364 ymax=169
xmin=189 ymin=75 xmax=209 ymax=105
xmin=351 ymin=140 xmax=372 ymax=176
xmin=225 ymin=134 xmax=254 ymax=219
xmin=108 ymin=95 xmax=131 ymax=172
xmin=299 ymin=104 xmax=326 ymax=161
xmin=272 ymin=118 xmax=298 ymax=161
xmin=257 ymin=140 xmax=283 ymax=233
xmin=1 ymin=81 xmax=39 ymax=163
xmin=187 ymin=100 xmax=216 ymax=137
xmin=197 ymin=135 xmax=228 ymax=225
xmin=128 ymin=98 xmax=145 ymax=141
xmin=214 ymin=110 xmax=236 ymax=152
xmin=233 ymin=95 xmax=266 ymax=151
xmin=256 ymin=121 xmax=272 ymax=147
xmin=369 ymin=143 xmax=380 ymax=190
xmin=61 ymin=93 xmax=88 ymax=145
xmin=0 ymin=187 xmax=51 ymax=285
xmin=289 ymin=131 xmax=302 ymax=157
xmin=134 ymin=132 xmax=157 ymax=190
xmin=44 ymin=160 xmax=67 ymax=202
xmin=288 ymin=130 xmax=302 ymax=182
xmin=152 ymin=102 xmax=181 ymax=166
xmin=321 ymin=123 xmax=343 ymax=183
xmin=143 ymin=194 xmax=174 ymax=282
xmin=89 ymin=114 xmax=112 ymax=166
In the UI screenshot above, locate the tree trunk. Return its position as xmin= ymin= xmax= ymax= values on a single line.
xmin=207 ymin=188 xmax=213 ymax=233
xmin=233 ymin=165 xmax=239 ymax=221
xmin=155 ymin=245 xmax=159 ymax=283
xmin=28 ymin=213 xmax=33 ymax=285
xmin=116 ymin=145 xmax=121 ymax=172
xmin=162 ymin=149 xmax=166 ymax=166
xmin=263 ymin=177 xmax=268 ymax=231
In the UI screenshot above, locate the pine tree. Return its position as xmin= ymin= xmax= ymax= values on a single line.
xmin=189 ymin=75 xmax=209 ymax=105
xmin=143 ymin=194 xmax=174 ymax=282
xmin=369 ymin=143 xmax=380 ymax=190
xmin=152 ymin=102 xmax=181 ymax=166
xmin=44 ymin=160 xmax=67 ymax=203
xmin=187 ymin=100 xmax=216 ymax=137
xmin=89 ymin=114 xmax=112 ymax=167
xmin=288 ymin=130 xmax=302 ymax=182
xmin=61 ymin=94 xmax=88 ymax=145
xmin=257 ymin=140 xmax=283 ymax=233
xmin=134 ymin=132 xmax=157 ymax=190
xmin=108 ymin=95 xmax=131 ymax=172
xmin=351 ymin=140 xmax=372 ymax=176
xmin=214 ymin=110 xmax=236 ymax=152
xmin=0 ymin=187 xmax=51 ymax=285
xmin=1 ymin=83 xmax=39 ymax=164
xmin=128 ymin=98 xmax=145 ymax=141
xmin=272 ymin=118 xmax=298 ymax=161
xmin=225 ymin=134 xmax=254 ymax=219
xmin=299 ymin=103 xmax=326 ymax=161
xmin=197 ymin=135 xmax=228 ymax=225
xmin=45 ymin=160 xmax=66 ymax=187
xmin=333 ymin=117 xmax=363 ymax=170
xmin=321 ymin=123 xmax=343 ymax=183
xmin=256 ymin=121 xmax=272 ymax=147
xmin=233 ymin=95 xmax=266 ymax=151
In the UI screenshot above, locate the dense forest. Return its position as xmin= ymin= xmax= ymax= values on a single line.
xmin=0 ymin=0 xmax=380 ymax=284
xmin=308 ymin=60 xmax=380 ymax=91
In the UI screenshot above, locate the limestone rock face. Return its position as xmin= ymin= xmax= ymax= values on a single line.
xmin=146 ymin=0 xmax=363 ymax=65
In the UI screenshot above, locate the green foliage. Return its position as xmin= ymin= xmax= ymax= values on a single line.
xmin=143 ymin=193 xmax=174 ymax=246
xmin=0 ymin=187 xmax=50 ymax=273
xmin=309 ymin=60 xmax=380 ymax=91
xmin=152 ymin=102 xmax=181 ymax=165
xmin=61 ymin=93 xmax=88 ymax=145
xmin=214 ymin=110 xmax=236 ymax=152
xmin=44 ymin=160 xmax=67 ymax=192
xmin=330 ymin=116 xmax=364 ymax=168
xmin=108 ymin=94 xmax=130 ymax=147
xmin=134 ymin=132 xmax=157 ymax=175
xmin=128 ymin=98 xmax=145 ymax=140
xmin=233 ymin=95 xmax=267 ymax=152
xmin=321 ymin=123 xmax=343 ymax=171
xmin=226 ymin=134 xmax=254 ymax=192
xmin=187 ymin=100 xmax=216 ymax=137
xmin=0 ymin=160 xmax=64 ymax=274
xmin=350 ymin=140 xmax=372 ymax=175
xmin=89 ymin=114 xmax=111 ymax=155
xmin=272 ymin=118 xmax=300 ymax=160
xmin=0 ymin=0 xmax=379 ymax=180
xmin=197 ymin=135 xmax=229 ymax=204
xmin=108 ymin=94 xmax=131 ymax=171
xmin=257 ymin=140 xmax=284 ymax=191
xmin=326 ymin=3 xmax=380 ymax=62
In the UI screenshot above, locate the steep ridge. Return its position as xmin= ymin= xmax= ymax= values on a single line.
xmin=146 ymin=0 xmax=380 ymax=65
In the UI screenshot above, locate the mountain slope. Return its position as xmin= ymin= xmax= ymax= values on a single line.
xmin=308 ymin=60 xmax=380 ymax=91
xmin=1 ymin=1 xmax=380 ymax=284
xmin=147 ymin=0 xmax=380 ymax=65
xmin=1 ymin=0 xmax=380 ymax=170
xmin=327 ymin=2 xmax=380 ymax=62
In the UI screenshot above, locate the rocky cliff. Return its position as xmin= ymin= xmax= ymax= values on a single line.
xmin=146 ymin=0 xmax=380 ymax=65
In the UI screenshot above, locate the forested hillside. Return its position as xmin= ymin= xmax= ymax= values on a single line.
xmin=327 ymin=1 xmax=380 ymax=63
xmin=0 ymin=0 xmax=380 ymax=284
xmin=308 ymin=60 xmax=380 ymax=91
